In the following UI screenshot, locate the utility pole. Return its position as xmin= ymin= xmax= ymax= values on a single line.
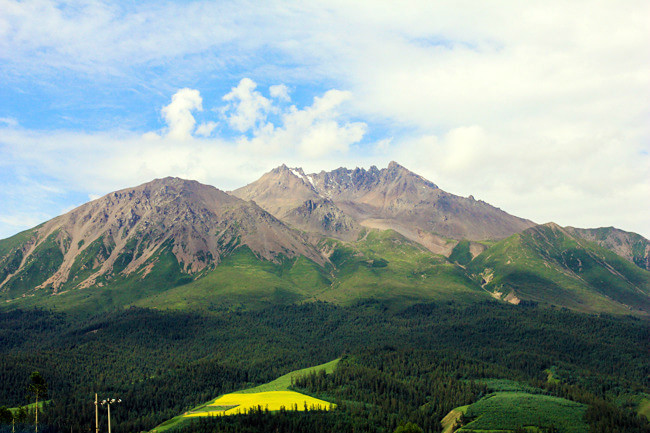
xmin=94 ymin=394 xmax=99 ymax=433
xmin=101 ymin=398 xmax=121 ymax=433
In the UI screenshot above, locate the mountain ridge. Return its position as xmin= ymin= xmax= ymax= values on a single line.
xmin=467 ymin=222 xmax=650 ymax=314
xmin=0 ymin=176 xmax=325 ymax=299
xmin=233 ymin=162 xmax=536 ymax=254
xmin=1 ymin=163 xmax=649 ymax=316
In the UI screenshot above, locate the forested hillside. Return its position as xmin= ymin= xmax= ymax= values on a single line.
xmin=1 ymin=302 xmax=648 ymax=432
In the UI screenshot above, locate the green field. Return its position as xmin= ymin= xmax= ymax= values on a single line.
xmin=9 ymin=400 xmax=49 ymax=414
xmin=456 ymin=391 xmax=588 ymax=433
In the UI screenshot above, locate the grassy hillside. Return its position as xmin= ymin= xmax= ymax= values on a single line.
xmin=2 ymin=224 xmax=649 ymax=317
xmin=314 ymin=230 xmax=486 ymax=306
xmin=0 ymin=230 xmax=65 ymax=298
xmin=2 ymin=229 xmax=490 ymax=313
xmin=0 ymin=228 xmax=39 ymax=286
xmin=458 ymin=391 xmax=588 ymax=432
xmin=568 ymin=226 xmax=650 ymax=271
xmin=2 ymin=241 xmax=192 ymax=315
xmin=467 ymin=224 xmax=650 ymax=314
xmin=133 ymin=247 xmax=332 ymax=311
xmin=443 ymin=379 xmax=590 ymax=432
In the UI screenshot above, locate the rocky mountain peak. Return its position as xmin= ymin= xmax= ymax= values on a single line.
xmin=0 ymin=177 xmax=324 ymax=296
xmin=232 ymin=162 xmax=534 ymax=249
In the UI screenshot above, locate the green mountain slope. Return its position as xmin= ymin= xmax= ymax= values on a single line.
xmin=0 ymin=226 xmax=490 ymax=313
xmin=457 ymin=391 xmax=588 ymax=432
xmin=133 ymin=246 xmax=333 ymax=311
xmin=314 ymin=230 xmax=485 ymax=306
xmin=467 ymin=223 xmax=650 ymax=314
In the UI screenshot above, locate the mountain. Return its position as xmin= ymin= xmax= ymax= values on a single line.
xmin=1 ymin=164 xmax=649 ymax=316
xmin=232 ymin=165 xmax=360 ymax=241
xmin=233 ymin=162 xmax=535 ymax=255
xmin=566 ymin=226 xmax=650 ymax=271
xmin=467 ymin=222 xmax=650 ymax=314
xmin=0 ymin=177 xmax=324 ymax=306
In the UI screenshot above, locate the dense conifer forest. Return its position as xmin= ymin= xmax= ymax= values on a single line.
xmin=0 ymin=301 xmax=649 ymax=432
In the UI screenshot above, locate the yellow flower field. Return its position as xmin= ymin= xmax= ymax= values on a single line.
xmin=186 ymin=390 xmax=334 ymax=417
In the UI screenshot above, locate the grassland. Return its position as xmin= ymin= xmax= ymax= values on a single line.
xmin=133 ymin=247 xmax=332 ymax=311
xmin=4 ymin=222 xmax=649 ymax=317
xmin=441 ymin=405 xmax=468 ymax=433
xmin=133 ymin=230 xmax=487 ymax=311
xmin=151 ymin=359 xmax=339 ymax=432
xmin=6 ymin=241 xmax=192 ymax=315
xmin=450 ymin=391 xmax=588 ymax=433
xmin=314 ymin=230 xmax=485 ymax=307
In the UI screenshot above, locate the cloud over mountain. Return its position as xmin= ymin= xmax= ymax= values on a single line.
xmin=1 ymin=1 xmax=649 ymax=240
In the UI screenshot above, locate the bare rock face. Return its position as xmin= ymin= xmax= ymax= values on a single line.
xmin=234 ymin=162 xmax=535 ymax=252
xmin=232 ymin=165 xmax=362 ymax=241
xmin=0 ymin=177 xmax=324 ymax=293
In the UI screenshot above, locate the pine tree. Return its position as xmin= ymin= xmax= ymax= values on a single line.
xmin=27 ymin=372 xmax=47 ymax=433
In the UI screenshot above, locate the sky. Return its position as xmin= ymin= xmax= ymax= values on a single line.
xmin=1 ymin=0 xmax=649 ymax=239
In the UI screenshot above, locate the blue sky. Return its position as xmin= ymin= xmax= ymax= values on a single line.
xmin=1 ymin=0 xmax=649 ymax=239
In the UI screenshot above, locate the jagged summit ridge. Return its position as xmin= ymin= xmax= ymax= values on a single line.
xmin=233 ymin=162 xmax=535 ymax=250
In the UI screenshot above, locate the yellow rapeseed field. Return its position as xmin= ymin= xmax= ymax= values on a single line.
xmin=186 ymin=390 xmax=334 ymax=417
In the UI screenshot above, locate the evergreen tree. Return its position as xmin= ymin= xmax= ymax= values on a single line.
xmin=27 ymin=372 xmax=47 ymax=433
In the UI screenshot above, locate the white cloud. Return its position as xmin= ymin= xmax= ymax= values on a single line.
xmin=161 ymin=88 xmax=203 ymax=140
xmin=393 ymin=124 xmax=650 ymax=236
xmin=222 ymin=78 xmax=271 ymax=133
xmin=241 ymin=88 xmax=367 ymax=158
xmin=1 ymin=1 xmax=649 ymax=238
xmin=195 ymin=121 xmax=218 ymax=137
xmin=269 ymin=84 xmax=290 ymax=101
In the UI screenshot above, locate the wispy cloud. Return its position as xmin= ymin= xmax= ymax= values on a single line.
xmin=1 ymin=1 xmax=649 ymax=238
